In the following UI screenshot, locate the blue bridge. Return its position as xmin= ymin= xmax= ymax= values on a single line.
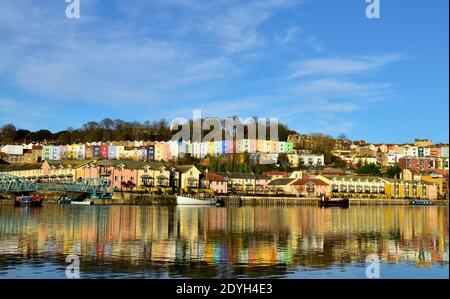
xmin=0 ymin=174 xmax=115 ymax=198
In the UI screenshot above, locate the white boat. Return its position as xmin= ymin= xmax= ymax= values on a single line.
xmin=70 ymin=200 xmax=94 ymax=206
xmin=176 ymin=195 xmax=216 ymax=206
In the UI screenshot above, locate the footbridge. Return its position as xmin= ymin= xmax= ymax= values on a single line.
xmin=0 ymin=174 xmax=114 ymax=198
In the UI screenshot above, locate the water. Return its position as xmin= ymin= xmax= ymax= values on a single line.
xmin=0 ymin=204 xmax=448 ymax=279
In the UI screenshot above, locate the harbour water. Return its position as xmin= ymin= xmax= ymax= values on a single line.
xmin=0 ymin=204 xmax=448 ymax=279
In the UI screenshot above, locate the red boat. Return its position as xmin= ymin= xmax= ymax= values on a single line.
xmin=15 ymin=194 xmax=43 ymax=207
xmin=320 ymin=195 xmax=349 ymax=207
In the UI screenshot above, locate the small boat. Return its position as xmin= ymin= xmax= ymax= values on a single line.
xmin=176 ymin=195 xmax=216 ymax=206
xmin=70 ymin=200 xmax=94 ymax=206
xmin=320 ymin=195 xmax=349 ymax=207
xmin=57 ymin=196 xmax=72 ymax=204
xmin=15 ymin=194 xmax=43 ymax=207
xmin=57 ymin=196 xmax=94 ymax=205
xmin=410 ymin=199 xmax=435 ymax=206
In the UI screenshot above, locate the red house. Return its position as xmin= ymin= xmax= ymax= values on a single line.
xmin=100 ymin=145 xmax=109 ymax=159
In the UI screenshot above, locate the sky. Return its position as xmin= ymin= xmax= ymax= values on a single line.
xmin=0 ymin=0 xmax=448 ymax=144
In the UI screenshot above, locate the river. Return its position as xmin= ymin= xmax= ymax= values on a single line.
xmin=0 ymin=204 xmax=448 ymax=278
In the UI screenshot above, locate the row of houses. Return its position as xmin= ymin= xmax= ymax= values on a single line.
xmin=0 ymin=139 xmax=295 ymax=163
xmin=0 ymin=161 xmax=443 ymax=199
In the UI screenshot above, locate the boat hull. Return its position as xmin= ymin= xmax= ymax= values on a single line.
xmin=176 ymin=196 xmax=215 ymax=206
xmin=410 ymin=200 xmax=435 ymax=206
xmin=71 ymin=200 xmax=94 ymax=206
xmin=15 ymin=195 xmax=43 ymax=207
xmin=320 ymin=198 xmax=349 ymax=207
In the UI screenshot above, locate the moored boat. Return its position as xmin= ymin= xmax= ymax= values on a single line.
xmin=409 ymin=199 xmax=435 ymax=206
xmin=176 ymin=195 xmax=216 ymax=206
xmin=71 ymin=200 xmax=94 ymax=206
xmin=15 ymin=194 xmax=43 ymax=207
xmin=320 ymin=195 xmax=349 ymax=207
xmin=57 ymin=196 xmax=72 ymax=204
xmin=57 ymin=196 xmax=94 ymax=205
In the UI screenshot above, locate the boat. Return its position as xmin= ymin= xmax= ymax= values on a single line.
xmin=70 ymin=200 xmax=94 ymax=206
xmin=320 ymin=195 xmax=349 ymax=207
xmin=176 ymin=195 xmax=216 ymax=206
xmin=57 ymin=196 xmax=94 ymax=205
xmin=15 ymin=194 xmax=43 ymax=207
xmin=57 ymin=196 xmax=72 ymax=204
xmin=410 ymin=199 xmax=435 ymax=206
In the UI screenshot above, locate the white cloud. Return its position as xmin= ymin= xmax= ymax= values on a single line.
xmin=289 ymin=53 xmax=404 ymax=78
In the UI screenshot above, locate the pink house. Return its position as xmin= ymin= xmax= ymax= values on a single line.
xmin=292 ymin=178 xmax=330 ymax=197
xmin=204 ymin=172 xmax=228 ymax=194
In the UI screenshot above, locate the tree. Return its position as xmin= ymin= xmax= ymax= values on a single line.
xmin=308 ymin=134 xmax=336 ymax=165
xmin=386 ymin=165 xmax=402 ymax=179
xmin=277 ymin=153 xmax=290 ymax=169
xmin=356 ymin=163 xmax=381 ymax=176
xmin=16 ymin=129 xmax=31 ymax=141
xmin=0 ymin=124 xmax=17 ymax=142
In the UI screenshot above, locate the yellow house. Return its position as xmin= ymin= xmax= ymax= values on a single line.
xmin=175 ymin=165 xmax=202 ymax=192
xmin=420 ymin=175 xmax=444 ymax=196
xmin=136 ymin=162 xmax=172 ymax=192
xmin=384 ymin=179 xmax=438 ymax=199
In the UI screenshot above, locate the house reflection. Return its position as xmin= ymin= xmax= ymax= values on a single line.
xmin=0 ymin=205 xmax=448 ymax=278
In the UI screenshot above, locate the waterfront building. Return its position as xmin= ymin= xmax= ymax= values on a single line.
xmin=266 ymin=178 xmax=297 ymax=194
xmin=175 ymin=165 xmax=201 ymax=192
xmin=136 ymin=162 xmax=171 ymax=192
xmin=384 ymin=179 xmax=438 ymax=199
xmin=0 ymin=163 xmax=43 ymax=178
xmin=292 ymin=178 xmax=330 ymax=197
xmin=202 ymin=171 xmax=228 ymax=194
xmin=316 ymin=175 xmax=387 ymax=197
xmin=255 ymin=175 xmax=271 ymax=193
xmin=59 ymin=145 xmax=68 ymax=160
xmin=42 ymin=160 xmax=90 ymax=181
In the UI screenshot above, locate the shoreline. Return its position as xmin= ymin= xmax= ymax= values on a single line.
xmin=1 ymin=192 xmax=448 ymax=206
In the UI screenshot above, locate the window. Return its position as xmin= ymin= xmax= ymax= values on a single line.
xmin=114 ymin=176 xmax=118 ymax=181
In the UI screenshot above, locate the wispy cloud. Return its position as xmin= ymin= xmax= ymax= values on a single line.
xmin=289 ymin=53 xmax=404 ymax=78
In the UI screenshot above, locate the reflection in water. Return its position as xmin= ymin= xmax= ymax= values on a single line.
xmin=0 ymin=205 xmax=448 ymax=278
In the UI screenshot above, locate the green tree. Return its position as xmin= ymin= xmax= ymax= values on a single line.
xmin=356 ymin=163 xmax=381 ymax=176
xmin=386 ymin=165 xmax=402 ymax=179
xmin=0 ymin=124 xmax=17 ymax=142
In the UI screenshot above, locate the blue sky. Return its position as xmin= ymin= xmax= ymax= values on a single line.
xmin=0 ymin=0 xmax=448 ymax=143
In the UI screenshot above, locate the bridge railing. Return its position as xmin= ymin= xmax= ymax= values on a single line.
xmin=0 ymin=174 xmax=114 ymax=198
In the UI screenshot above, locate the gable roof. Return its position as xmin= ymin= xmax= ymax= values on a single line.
xmin=267 ymin=178 xmax=296 ymax=186
xmin=292 ymin=178 xmax=329 ymax=186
